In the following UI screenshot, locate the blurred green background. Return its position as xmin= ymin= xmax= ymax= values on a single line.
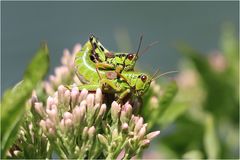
xmin=1 ymin=1 xmax=238 ymax=93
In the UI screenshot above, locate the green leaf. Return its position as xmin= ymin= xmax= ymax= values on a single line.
xmin=182 ymin=150 xmax=204 ymax=159
xmin=1 ymin=43 xmax=49 ymax=158
xmin=24 ymin=43 xmax=49 ymax=84
xmin=203 ymin=114 xmax=220 ymax=159
xmin=158 ymin=102 xmax=188 ymax=126
xmin=147 ymin=81 xmax=178 ymax=129
xmin=158 ymin=81 xmax=178 ymax=116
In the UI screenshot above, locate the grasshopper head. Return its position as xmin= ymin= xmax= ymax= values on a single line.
xmin=132 ymin=73 xmax=152 ymax=96
xmin=122 ymin=53 xmax=138 ymax=70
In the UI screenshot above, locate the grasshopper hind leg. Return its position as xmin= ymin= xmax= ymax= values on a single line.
xmin=66 ymin=84 xmax=100 ymax=92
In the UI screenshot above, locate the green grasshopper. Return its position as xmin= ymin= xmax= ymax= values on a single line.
xmin=74 ymin=71 xmax=152 ymax=103
xmin=73 ymin=35 xmax=174 ymax=103
xmin=75 ymin=34 xmax=158 ymax=83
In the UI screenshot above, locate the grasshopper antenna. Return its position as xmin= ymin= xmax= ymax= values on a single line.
xmin=138 ymin=41 xmax=159 ymax=58
xmin=151 ymin=68 xmax=161 ymax=80
xmin=136 ymin=34 xmax=144 ymax=57
xmin=152 ymin=70 xmax=178 ymax=81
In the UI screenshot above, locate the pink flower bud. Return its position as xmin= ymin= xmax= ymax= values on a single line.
xmin=71 ymin=90 xmax=79 ymax=108
xmin=134 ymin=117 xmax=144 ymax=133
xmin=121 ymin=123 xmax=129 ymax=132
xmin=112 ymin=128 xmax=118 ymax=140
xmin=95 ymin=88 xmax=102 ymax=104
xmin=146 ymin=131 xmax=160 ymax=141
xmin=86 ymin=94 xmax=94 ymax=108
xmin=79 ymin=89 xmax=88 ymax=102
xmin=46 ymin=97 xmax=54 ymax=110
xmin=72 ymin=43 xmax=82 ymax=55
xmin=34 ymin=102 xmax=44 ymax=116
xmin=97 ymin=134 xmax=108 ymax=148
xmin=49 ymin=75 xmax=56 ymax=85
xmin=44 ymin=82 xmax=54 ymax=95
xmin=82 ymin=127 xmax=88 ymax=140
xmin=93 ymin=103 xmax=100 ymax=115
xmin=111 ymin=101 xmax=121 ymax=121
xmin=64 ymin=90 xmax=71 ymax=105
xmin=120 ymin=103 xmax=132 ymax=123
xmin=46 ymin=108 xmax=58 ymax=123
xmin=58 ymin=85 xmax=66 ymax=98
xmin=137 ymin=125 xmax=147 ymax=140
xmin=73 ymin=106 xmax=85 ymax=124
xmin=64 ymin=119 xmax=73 ymax=128
xmin=48 ymin=127 xmax=55 ymax=135
xmin=45 ymin=118 xmax=54 ymax=129
xmin=61 ymin=49 xmax=71 ymax=65
xmin=63 ymin=112 xmax=73 ymax=120
xmin=140 ymin=139 xmax=150 ymax=148
xmin=88 ymin=126 xmax=96 ymax=139
xmin=30 ymin=90 xmax=38 ymax=106
xmin=97 ymin=104 xmax=106 ymax=118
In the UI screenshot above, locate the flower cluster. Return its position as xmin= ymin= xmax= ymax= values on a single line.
xmin=44 ymin=44 xmax=82 ymax=95
xmin=30 ymin=86 xmax=160 ymax=159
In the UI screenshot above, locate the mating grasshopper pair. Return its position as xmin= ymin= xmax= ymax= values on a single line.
xmin=73 ymin=35 xmax=161 ymax=103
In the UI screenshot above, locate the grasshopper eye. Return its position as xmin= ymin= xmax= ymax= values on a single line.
xmin=140 ymin=75 xmax=147 ymax=82
xmin=127 ymin=54 xmax=134 ymax=60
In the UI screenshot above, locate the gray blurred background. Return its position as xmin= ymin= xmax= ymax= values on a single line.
xmin=1 ymin=1 xmax=238 ymax=93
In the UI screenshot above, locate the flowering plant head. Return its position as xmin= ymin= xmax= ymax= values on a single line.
xmin=6 ymin=44 xmax=160 ymax=159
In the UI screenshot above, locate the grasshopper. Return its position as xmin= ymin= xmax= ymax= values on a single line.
xmin=75 ymin=35 xmax=158 ymax=83
xmin=73 ymin=35 xmax=173 ymax=103
xmin=73 ymin=71 xmax=152 ymax=103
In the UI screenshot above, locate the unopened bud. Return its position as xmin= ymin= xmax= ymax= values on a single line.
xmin=140 ymin=139 xmax=150 ymax=148
xmin=63 ymin=112 xmax=73 ymax=120
xmin=97 ymin=134 xmax=108 ymax=148
xmin=58 ymin=85 xmax=66 ymax=102
xmin=97 ymin=104 xmax=106 ymax=119
xmin=112 ymin=128 xmax=118 ymax=140
xmin=73 ymin=106 xmax=85 ymax=124
xmin=64 ymin=90 xmax=71 ymax=105
xmin=79 ymin=89 xmax=88 ymax=102
xmin=48 ymin=127 xmax=55 ymax=135
xmin=121 ymin=123 xmax=129 ymax=132
xmin=45 ymin=118 xmax=54 ymax=129
xmin=120 ymin=103 xmax=132 ymax=123
xmin=95 ymin=88 xmax=102 ymax=104
xmin=111 ymin=101 xmax=121 ymax=121
xmin=146 ymin=131 xmax=160 ymax=141
xmin=88 ymin=126 xmax=96 ymax=139
xmin=71 ymin=87 xmax=79 ymax=107
xmin=72 ymin=43 xmax=82 ymax=55
xmin=34 ymin=102 xmax=44 ymax=117
xmin=134 ymin=117 xmax=143 ymax=133
xmin=46 ymin=97 xmax=54 ymax=109
xmin=65 ymin=119 xmax=73 ymax=128
xmin=46 ymin=108 xmax=58 ymax=123
xmin=82 ymin=127 xmax=88 ymax=140
xmin=86 ymin=94 xmax=94 ymax=108
xmin=137 ymin=125 xmax=147 ymax=140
